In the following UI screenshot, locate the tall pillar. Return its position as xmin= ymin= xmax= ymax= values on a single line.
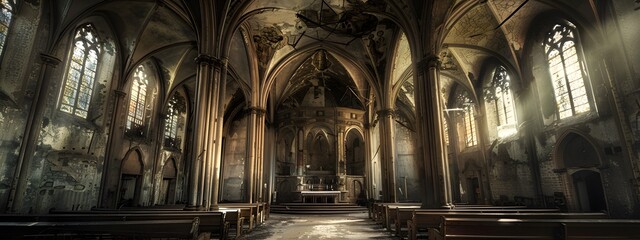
xmin=210 ymin=58 xmax=227 ymax=210
xmin=378 ymin=108 xmax=397 ymax=202
xmin=414 ymin=56 xmax=448 ymax=208
xmin=254 ymin=109 xmax=266 ymax=202
xmin=336 ymin=127 xmax=346 ymax=175
xmin=296 ymin=129 xmax=304 ymax=176
xmin=6 ymin=53 xmax=61 ymax=213
xmin=186 ymin=54 xmax=215 ymax=210
xmin=245 ymin=107 xmax=265 ymax=203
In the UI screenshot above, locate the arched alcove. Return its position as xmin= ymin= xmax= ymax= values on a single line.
xmin=306 ymin=130 xmax=335 ymax=175
xmin=119 ymin=149 xmax=144 ymax=207
xmin=555 ymin=131 xmax=607 ymax=212
xmin=345 ymin=129 xmax=365 ymax=176
xmin=572 ymin=170 xmax=607 ymax=212
xmin=159 ymin=158 xmax=177 ymax=205
xmin=276 ymin=129 xmax=296 ymax=176
xmin=557 ymin=132 xmax=601 ymax=168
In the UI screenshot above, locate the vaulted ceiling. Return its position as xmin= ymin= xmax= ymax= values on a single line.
xmin=46 ymin=0 xmax=601 ymax=115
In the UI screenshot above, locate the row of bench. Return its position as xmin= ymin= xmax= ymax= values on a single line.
xmin=0 ymin=202 xmax=269 ymax=239
xmin=370 ymin=203 xmax=640 ymax=239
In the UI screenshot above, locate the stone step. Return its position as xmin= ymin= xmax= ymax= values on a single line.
xmin=270 ymin=204 xmax=367 ymax=214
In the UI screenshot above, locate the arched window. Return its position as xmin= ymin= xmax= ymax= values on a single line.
xmin=458 ymin=92 xmax=478 ymax=147
xmin=544 ymin=22 xmax=591 ymax=119
xmin=164 ymin=94 xmax=185 ymax=149
xmin=0 ymin=0 xmax=14 ymax=58
xmin=443 ymin=117 xmax=450 ymax=146
xmin=164 ymin=97 xmax=179 ymax=140
xmin=485 ymin=66 xmax=517 ymax=138
xmin=60 ymin=24 xmax=101 ymax=118
xmin=127 ymin=65 xmax=148 ymax=132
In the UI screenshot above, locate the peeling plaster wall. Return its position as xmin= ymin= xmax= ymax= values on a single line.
xmin=394 ymin=123 xmax=420 ymax=202
xmin=0 ymin=2 xmax=45 ymax=212
xmin=487 ymin=139 xmax=536 ymax=204
xmin=222 ymin=115 xmax=248 ymax=202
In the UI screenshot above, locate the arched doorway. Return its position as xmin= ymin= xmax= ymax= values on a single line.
xmin=119 ymin=149 xmax=143 ymax=207
xmin=572 ymin=170 xmax=607 ymax=212
xmin=556 ymin=132 xmax=608 ymax=212
xmin=159 ymin=158 xmax=177 ymax=205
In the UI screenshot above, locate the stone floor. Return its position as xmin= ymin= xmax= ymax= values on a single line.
xmin=237 ymin=212 xmax=401 ymax=240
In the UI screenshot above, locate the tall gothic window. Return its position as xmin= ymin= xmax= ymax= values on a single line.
xmin=464 ymin=104 xmax=478 ymax=147
xmin=127 ymin=65 xmax=148 ymax=133
xmin=544 ymin=22 xmax=591 ymax=119
xmin=485 ymin=66 xmax=517 ymax=138
xmin=458 ymin=93 xmax=478 ymax=147
xmin=442 ymin=117 xmax=450 ymax=145
xmin=60 ymin=24 xmax=101 ymax=118
xmin=164 ymin=94 xmax=185 ymax=149
xmin=0 ymin=0 xmax=14 ymax=59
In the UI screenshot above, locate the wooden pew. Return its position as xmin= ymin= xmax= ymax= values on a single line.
xmin=435 ymin=217 xmax=562 ymax=239
xmin=0 ymin=212 xmax=227 ymax=239
xmin=385 ymin=205 xmax=421 ymax=231
xmin=393 ymin=206 xmax=548 ymax=237
xmin=50 ymin=208 xmax=235 ymax=236
xmin=434 ymin=217 xmax=640 ymax=240
xmin=0 ymin=219 xmax=198 ymax=239
xmin=407 ymin=211 xmax=605 ymax=240
xmin=42 ymin=211 xmax=228 ymax=239
xmin=372 ymin=203 xmax=420 ymax=225
xmin=58 ymin=207 xmax=244 ymax=237
xmin=217 ymin=208 xmax=244 ymax=238
xmin=561 ymin=219 xmax=640 ymax=239
xmin=218 ymin=203 xmax=260 ymax=230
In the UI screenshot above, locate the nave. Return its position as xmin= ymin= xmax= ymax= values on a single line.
xmin=239 ymin=213 xmax=397 ymax=240
xmin=1 ymin=0 xmax=640 ymax=239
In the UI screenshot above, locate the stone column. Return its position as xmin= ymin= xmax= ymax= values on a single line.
xmin=245 ymin=107 xmax=265 ymax=203
xmin=337 ymin=127 xmax=346 ymax=176
xmin=414 ymin=56 xmax=447 ymax=208
xmin=296 ymin=129 xmax=305 ymax=176
xmin=6 ymin=53 xmax=61 ymax=213
xmin=210 ymin=58 xmax=227 ymax=210
xmin=186 ymin=54 xmax=215 ymax=210
xmin=378 ymin=108 xmax=397 ymax=202
xmin=255 ymin=109 xmax=266 ymax=202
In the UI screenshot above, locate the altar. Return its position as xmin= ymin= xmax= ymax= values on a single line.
xmin=300 ymin=190 xmax=341 ymax=203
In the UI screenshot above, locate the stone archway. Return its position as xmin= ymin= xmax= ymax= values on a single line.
xmin=119 ymin=149 xmax=144 ymax=207
xmin=555 ymin=131 xmax=608 ymax=212
xmin=159 ymin=158 xmax=177 ymax=205
xmin=345 ymin=129 xmax=365 ymax=176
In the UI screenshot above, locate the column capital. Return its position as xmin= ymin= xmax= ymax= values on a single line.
xmin=195 ymin=54 xmax=223 ymax=66
xmin=424 ymin=54 xmax=440 ymax=69
xmin=376 ymin=108 xmax=395 ymax=118
xmin=114 ymin=89 xmax=127 ymax=98
xmin=249 ymin=107 xmax=267 ymax=116
xmin=39 ymin=53 xmax=61 ymax=66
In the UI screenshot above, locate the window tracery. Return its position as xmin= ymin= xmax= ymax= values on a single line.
xmin=60 ymin=24 xmax=101 ymax=118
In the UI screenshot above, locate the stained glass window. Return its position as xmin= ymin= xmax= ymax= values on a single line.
xmin=458 ymin=93 xmax=478 ymax=147
xmin=486 ymin=66 xmax=517 ymax=138
xmin=60 ymin=24 xmax=101 ymax=118
xmin=443 ymin=117 xmax=450 ymax=145
xmin=544 ymin=22 xmax=591 ymax=119
xmin=165 ymin=96 xmax=179 ymax=140
xmin=0 ymin=0 xmax=14 ymax=58
xmin=127 ymin=65 xmax=148 ymax=131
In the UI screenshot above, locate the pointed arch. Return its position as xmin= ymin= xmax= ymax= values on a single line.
xmin=59 ymin=23 xmax=102 ymax=119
